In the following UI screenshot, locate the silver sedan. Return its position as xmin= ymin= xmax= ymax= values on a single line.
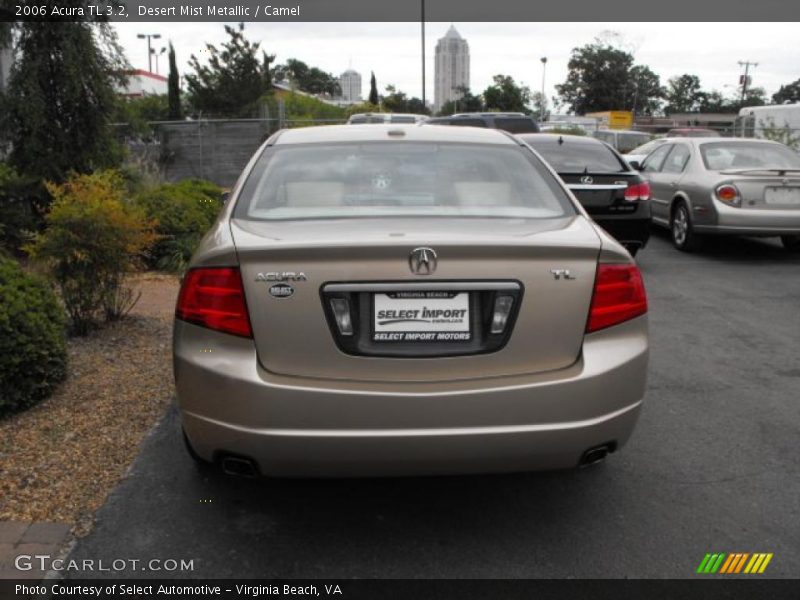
xmin=639 ymin=137 xmax=800 ymax=251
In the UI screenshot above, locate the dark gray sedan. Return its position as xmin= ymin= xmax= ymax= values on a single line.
xmin=639 ymin=138 xmax=800 ymax=251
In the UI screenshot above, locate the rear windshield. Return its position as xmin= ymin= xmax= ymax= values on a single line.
xmin=234 ymin=142 xmax=575 ymax=221
xmin=616 ymin=133 xmax=652 ymax=153
xmin=523 ymin=138 xmax=627 ymax=173
xmin=493 ymin=117 xmax=539 ymax=134
xmin=700 ymin=142 xmax=800 ymax=170
xmin=389 ymin=115 xmax=417 ymax=123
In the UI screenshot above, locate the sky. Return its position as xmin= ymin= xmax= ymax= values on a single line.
xmin=112 ymin=22 xmax=800 ymax=107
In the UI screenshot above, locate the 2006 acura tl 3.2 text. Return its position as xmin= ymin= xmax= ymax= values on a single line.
xmin=173 ymin=124 xmax=649 ymax=477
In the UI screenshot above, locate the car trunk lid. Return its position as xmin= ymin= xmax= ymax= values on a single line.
xmin=231 ymin=216 xmax=602 ymax=382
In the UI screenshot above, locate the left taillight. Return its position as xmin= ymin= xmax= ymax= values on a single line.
xmin=586 ymin=264 xmax=648 ymax=333
xmin=624 ymin=181 xmax=651 ymax=202
xmin=176 ymin=267 xmax=252 ymax=338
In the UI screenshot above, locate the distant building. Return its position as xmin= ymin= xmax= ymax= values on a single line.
xmin=116 ymin=69 xmax=168 ymax=97
xmin=338 ymin=69 xmax=362 ymax=104
xmin=434 ymin=25 xmax=470 ymax=114
xmin=0 ymin=42 xmax=12 ymax=93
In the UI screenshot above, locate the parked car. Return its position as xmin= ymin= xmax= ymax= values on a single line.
xmin=592 ymin=129 xmax=652 ymax=154
xmin=637 ymin=137 xmax=800 ymax=251
xmin=348 ymin=113 xmax=428 ymax=124
xmin=174 ymin=124 xmax=648 ymax=477
xmin=519 ymin=133 xmax=652 ymax=255
xmin=665 ymin=128 xmax=719 ymax=138
xmin=624 ymin=138 xmax=673 ymax=169
xmin=427 ymin=112 xmax=540 ymax=133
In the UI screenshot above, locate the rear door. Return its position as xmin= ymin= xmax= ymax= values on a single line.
xmin=640 ymin=144 xmax=675 ymax=223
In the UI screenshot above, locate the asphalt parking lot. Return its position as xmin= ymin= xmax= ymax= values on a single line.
xmin=66 ymin=231 xmax=800 ymax=579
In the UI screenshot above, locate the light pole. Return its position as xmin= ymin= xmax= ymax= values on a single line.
xmin=540 ymin=57 xmax=548 ymax=121
xmin=421 ymin=0 xmax=426 ymax=110
xmin=137 ymin=33 xmax=162 ymax=72
xmin=151 ymin=46 xmax=166 ymax=74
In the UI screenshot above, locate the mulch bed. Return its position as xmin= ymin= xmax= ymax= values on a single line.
xmin=0 ymin=274 xmax=179 ymax=537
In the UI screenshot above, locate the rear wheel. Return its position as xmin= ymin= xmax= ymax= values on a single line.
xmin=671 ymin=202 xmax=701 ymax=252
xmin=781 ymin=235 xmax=800 ymax=252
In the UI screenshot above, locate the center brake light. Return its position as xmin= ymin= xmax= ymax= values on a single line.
xmin=624 ymin=181 xmax=651 ymax=202
xmin=176 ymin=267 xmax=252 ymax=338
xmin=586 ymin=264 xmax=647 ymax=333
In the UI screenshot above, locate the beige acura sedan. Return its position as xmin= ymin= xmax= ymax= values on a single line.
xmin=173 ymin=124 xmax=649 ymax=477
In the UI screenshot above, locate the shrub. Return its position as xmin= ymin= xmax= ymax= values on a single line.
xmin=25 ymin=170 xmax=157 ymax=335
xmin=133 ymin=179 xmax=222 ymax=272
xmin=0 ymin=258 xmax=68 ymax=415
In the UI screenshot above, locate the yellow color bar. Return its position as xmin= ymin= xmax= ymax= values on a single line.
xmin=758 ymin=554 xmax=773 ymax=574
xmin=744 ymin=554 xmax=761 ymax=574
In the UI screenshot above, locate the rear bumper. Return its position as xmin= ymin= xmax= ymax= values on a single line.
xmin=696 ymin=199 xmax=800 ymax=235
xmin=174 ymin=317 xmax=648 ymax=477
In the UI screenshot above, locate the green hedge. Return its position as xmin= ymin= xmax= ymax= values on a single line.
xmin=133 ymin=179 xmax=222 ymax=272
xmin=0 ymin=258 xmax=68 ymax=415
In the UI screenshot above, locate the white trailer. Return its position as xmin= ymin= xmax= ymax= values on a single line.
xmin=736 ymin=104 xmax=800 ymax=139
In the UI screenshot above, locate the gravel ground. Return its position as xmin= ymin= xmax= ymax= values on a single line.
xmin=0 ymin=273 xmax=179 ymax=536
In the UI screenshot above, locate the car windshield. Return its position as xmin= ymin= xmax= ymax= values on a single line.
xmin=493 ymin=117 xmax=538 ymax=133
xmin=628 ymin=139 xmax=667 ymax=156
xmin=523 ymin=138 xmax=627 ymax=173
xmin=235 ymin=142 xmax=574 ymax=220
xmin=700 ymin=142 xmax=800 ymax=171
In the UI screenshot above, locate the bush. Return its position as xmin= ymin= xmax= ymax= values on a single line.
xmin=26 ymin=170 xmax=157 ymax=335
xmin=0 ymin=258 xmax=68 ymax=415
xmin=132 ymin=179 xmax=222 ymax=272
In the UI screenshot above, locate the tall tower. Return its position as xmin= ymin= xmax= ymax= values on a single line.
xmin=339 ymin=69 xmax=362 ymax=103
xmin=434 ymin=25 xmax=470 ymax=114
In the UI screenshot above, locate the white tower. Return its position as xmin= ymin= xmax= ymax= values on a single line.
xmin=434 ymin=25 xmax=470 ymax=114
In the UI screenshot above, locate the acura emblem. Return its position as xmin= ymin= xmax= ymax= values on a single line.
xmin=580 ymin=175 xmax=594 ymax=184
xmin=409 ymin=247 xmax=437 ymax=275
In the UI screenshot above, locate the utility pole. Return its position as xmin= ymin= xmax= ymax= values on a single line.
xmin=738 ymin=60 xmax=758 ymax=104
xmin=421 ymin=0 xmax=426 ymax=110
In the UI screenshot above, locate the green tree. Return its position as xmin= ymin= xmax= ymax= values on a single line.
xmin=167 ymin=42 xmax=182 ymax=120
xmin=0 ymin=21 xmax=124 ymax=182
xmin=772 ymin=79 xmax=800 ymax=105
xmin=665 ymin=74 xmax=703 ymax=114
xmin=627 ymin=65 xmax=664 ymax=115
xmin=185 ymin=23 xmax=270 ymax=117
xmin=369 ymin=72 xmax=379 ymax=105
xmin=556 ymin=42 xmax=635 ymax=114
xmin=483 ymin=75 xmax=531 ymax=113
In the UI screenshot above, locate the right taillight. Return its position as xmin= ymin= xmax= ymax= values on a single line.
xmin=176 ymin=267 xmax=252 ymax=338
xmin=624 ymin=181 xmax=651 ymax=202
xmin=586 ymin=264 xmax=648 ymax=333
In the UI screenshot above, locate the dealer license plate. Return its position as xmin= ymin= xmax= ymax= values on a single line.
xmin=764 ymin=187 xmax=800 ymax=205
xmin=373 ymin=291 xmax=470 ymax=342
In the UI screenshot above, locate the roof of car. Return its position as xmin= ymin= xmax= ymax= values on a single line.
xmin=679 ymin=137 xmax=784 ymax=146
xmin=271 ymin=124 xmax=519 ymax=146
xmin=518 ymin=133 xmax=604 ymax=145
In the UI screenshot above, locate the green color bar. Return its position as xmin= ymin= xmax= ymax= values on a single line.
xmin=697 ymin=554 xmax=712 ymax=573
xmin=710 ymin=553 xmax=727 ymax=573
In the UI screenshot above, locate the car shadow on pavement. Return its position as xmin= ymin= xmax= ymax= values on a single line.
xmin=647 ymin=227 xmax=798 ymax=263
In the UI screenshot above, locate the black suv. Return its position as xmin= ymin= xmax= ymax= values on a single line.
xmin=427 ymin=112 xmax=540 ymax=134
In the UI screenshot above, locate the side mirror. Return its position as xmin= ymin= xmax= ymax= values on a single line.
xmin=220 ymin=191 xmax=230 ymax=204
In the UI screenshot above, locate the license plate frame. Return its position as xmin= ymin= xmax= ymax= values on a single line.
xmin=764 ymin=186 xmax=800 ymax=205
xmin=372 ymin=291 xmax=471 ymax=343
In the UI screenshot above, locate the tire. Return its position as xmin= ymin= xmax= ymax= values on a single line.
xmin=781 ymin=235 xmax=800 ymax=252
xmin=671 ymin=202 xmax=701 ymax=252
